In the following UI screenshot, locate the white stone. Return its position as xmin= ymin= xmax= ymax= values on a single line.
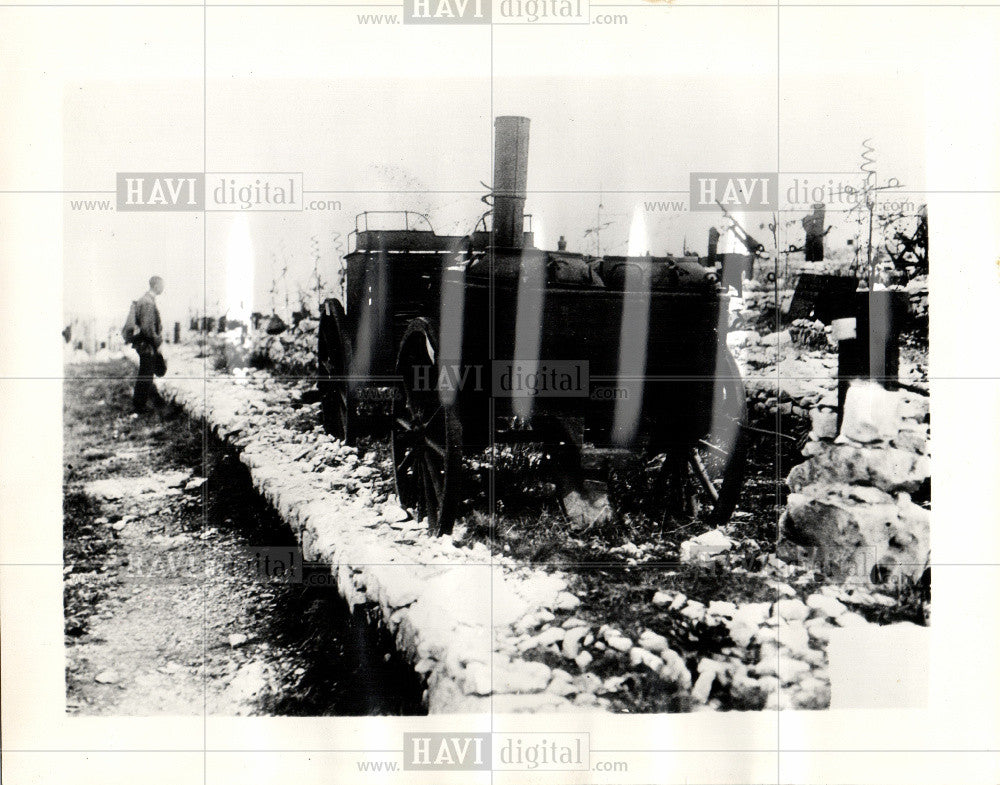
xmin=840 ymin=381 xmax=902 ymax=443
xmin=606 ymin=635 xmax=633 ymax=653
xmin=629 ymin=646 xmax=664 ymax=671
xmin=776 ymin=621 xmax=810 ymax=656
xmin=760 ymin=329 xmax=791 ymax=347
xmin=805 ymin=618 xmax=835 ymax=643
xmin=731 ymin=602 xmax=772 ymax=628
xmin=515 ymin=612 xmax=546 ymax=635
xmin=806 ymin=593 xmax=846 ymax=618
xmin=545 ymin=677 xmax=576 ymax=697
xmin=659 ymin=649 xmax=692 ymax=690
xmin=494 ymin=659 xmax=552 ymax=694
xmin=765 ymin=690 xmax=795 ymax=711
xmin=353 ymin=464 xmax=375 ymax=480
xmin=754 ymin=626 xmax=778 ymax=645
xmin=810 ymin=408 xmax=839 ymax=441
xmin=575 ymin=651 xmax=593 ymax=670
xmin=820 ymin=584 xmax=850 ymax=602
xmin=381 ymin=504 xmax=409 ymax=523
xmin=562 ymin=626 xmax=590 ymax=659
xmin=691 ymin=663 xmax=720 ymax=703
xmin=707 ymin=601 xmax=737 ymax=619
xmin=651 ymin=590 xmax=672 ymax=607
xmin=462 ymin=663 xmax=493 ymax=696
xmin=900 ymin=392 xmax=930 ymax=422
xmin=779 ymin=658 xmax=812 ymax=685
xmin=836 ymin=612 xmax=869 ymax=628
xmin=376 ymin=569 xmax=421 ymax=609
xmin=533 ymin=626 xmax=566 ymax=647
xmin=680 ymin=600 xmax=706 ymax=621
xmin=774 ymin=598 xmax=810 ymax=622
xmin=637 ymin=629 xmax=669 ymax=654
xmin=680 ymin=529 xmax=734 ymax=562
xmin=517 ymin=575 xmax=568 ymax=612
xmin=753 ymin=655 xmax=811 ymax=685
xmin=601 ymin=676 xmax=630 ymax=693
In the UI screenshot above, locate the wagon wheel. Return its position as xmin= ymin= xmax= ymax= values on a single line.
xmin=391 ymin=318 xmax=463 ymax=536
xmin=651 ymin=348 xmax=748 ymax=527
xmin=317 ymin=299 xmax=354 ymax=442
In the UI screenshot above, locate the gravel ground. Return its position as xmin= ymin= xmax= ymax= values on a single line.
xmin=63 ymin=360 xmax=424 ymax=716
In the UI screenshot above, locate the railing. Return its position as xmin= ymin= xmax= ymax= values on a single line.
xmin=348 ymin=211 xmax=438 ymax=254
xmin=355 ymin=210 xmax=435 ymax=233
xmin=348 ymin=210 xmax=536 ymax=254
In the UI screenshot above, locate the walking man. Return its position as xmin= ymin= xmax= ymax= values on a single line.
xmin=130 ymin=276 xmax=165 ymax=413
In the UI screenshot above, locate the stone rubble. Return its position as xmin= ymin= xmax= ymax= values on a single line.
xmin=248 ymin=318 xmax=319 ymax=376
xmin=679 ymin=528 xmax=735 ymax=563
xmin=727 ymin=329 xmax=927 ymax=421
xmin=781 ymin=380 xmax=930 ymax=584
xmin=147 ymin=342 xmax=925 ymax=713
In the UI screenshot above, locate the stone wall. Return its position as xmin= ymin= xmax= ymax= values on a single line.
xmin=248 ymin=318 xmax=319 ymax=375
xmin=781 ymin=381 xmax=930 ymax=585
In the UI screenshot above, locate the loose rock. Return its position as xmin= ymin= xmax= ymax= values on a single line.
xmin=774 ymin=598 xmax=809 ymax=622
xmin=806 ymin=593 xmax=846 ymax=619
xmin=680 ymin=529 xmax=734 ymax=562
xmin=562 ymin=627 xmax=590 ymax=660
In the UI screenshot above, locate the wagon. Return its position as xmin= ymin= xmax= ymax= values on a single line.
xmin=318 ymin=117 xmax=748 ymax=534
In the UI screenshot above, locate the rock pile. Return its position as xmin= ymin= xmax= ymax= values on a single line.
xmin=788 ymin=318 xmax=831 ymax=350
xmin=729 ymin=328 xmax=926 ymax=424
xmin=504 ymin=586 xmax=847 ymax=711
xmin=249 ymin=318 xmax=319 ymax=375
xmin=781 ymin=381 xmax=930 ymax=585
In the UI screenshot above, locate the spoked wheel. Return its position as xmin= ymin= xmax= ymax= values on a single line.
xmin=317 ymin=299 xmax=353 ymax=442
xmin=649 ymin=348 xmax=748 ymax=527
xmin=391 ymin=318 xmax=463 ymax=536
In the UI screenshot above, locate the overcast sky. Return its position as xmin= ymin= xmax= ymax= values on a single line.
xmin=63 ymin=74 xmax=925 ymax=328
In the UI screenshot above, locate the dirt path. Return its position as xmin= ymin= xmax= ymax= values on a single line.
xmin=63 ymin=360 xmax=424 ymax=716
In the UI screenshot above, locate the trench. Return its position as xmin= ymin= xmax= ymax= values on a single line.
xmin=200 ymin=436 xmax=427 ymax=716
xmin=63 ymin=361 xmax=426 ymax=716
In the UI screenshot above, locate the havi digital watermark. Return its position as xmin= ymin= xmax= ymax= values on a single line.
xmin=404 ymin=0 xmax=588 ymax=24
xmin=402 ymin=732 xmax=589 ymax=771
xmin=689 ymin=171 xmax=777 ymax=212
xmin=116 ymin=172 xmax=303 ymax=212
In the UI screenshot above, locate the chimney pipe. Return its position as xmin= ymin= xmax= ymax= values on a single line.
xmin=493 ymin=116 xmax=530 ymax=248
xmin=707 ymin=227 xmax=720 ymax=262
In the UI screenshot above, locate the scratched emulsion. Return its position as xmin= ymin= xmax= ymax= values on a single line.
xmin=438 ymin=255 xmax=467 ymax=406
xmin=512 ymin=249 xmax=547 ymax=421
xmin=612 ymin=207 xmax=652 ymax=446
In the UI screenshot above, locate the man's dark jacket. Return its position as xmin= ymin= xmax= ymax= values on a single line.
xmin=133 ymin=292 xmax=162 ymax=348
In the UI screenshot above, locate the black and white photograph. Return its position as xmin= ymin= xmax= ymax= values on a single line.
xmin=2 ymin=5 xmax=999 ymax=785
